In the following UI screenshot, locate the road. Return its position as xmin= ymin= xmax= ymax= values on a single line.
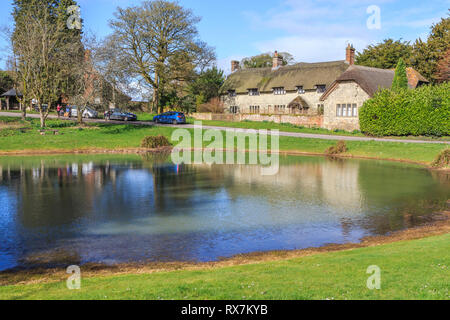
xmin=1 ymin=111 xmax=449 ymax=145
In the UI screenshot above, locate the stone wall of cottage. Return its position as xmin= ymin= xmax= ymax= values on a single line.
xmin=323 ymin=81 xmax=370 ymax=131
xmin=222 ymin=90 xmax=324 ymax=115
xmin=191 ymin=113 xmax=323 ymax=128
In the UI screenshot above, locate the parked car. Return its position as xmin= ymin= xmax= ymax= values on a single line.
xmin=83 ymin=107 xmax=99 ymax=119
xmin=104 ymin=109 xmax=137 ymax=121
xmin=33 ymin=104 xmax=48 ymax=112
xmin=153 ymin=112 xmax=186 ymax=125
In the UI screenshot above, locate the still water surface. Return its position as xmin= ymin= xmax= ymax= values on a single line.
xmin=0 ymin=154 xmax=449 ymax=271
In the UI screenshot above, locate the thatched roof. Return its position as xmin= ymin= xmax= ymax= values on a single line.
xmin=320 ymin=65 xmax=429 ymax=100
xmin=222 ymin=61 xmax=350 ymax=94
xmin=1 ymin=88 xmax=22 ymax=97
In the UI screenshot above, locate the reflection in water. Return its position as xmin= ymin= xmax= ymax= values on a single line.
xmin=0 ymin=154 xmax=448 ymax=271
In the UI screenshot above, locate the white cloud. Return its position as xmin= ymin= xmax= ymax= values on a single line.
xmin=254 ymin=37 xmax=371 ymax=63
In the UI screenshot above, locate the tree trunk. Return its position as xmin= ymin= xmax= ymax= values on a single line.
xmin=77 ymin=106 xmax=83 ymax=124
xmin=21 ymin=102 xmax=26 ymax=121
xmin=40 ymin=108 xmax=45 ymax=128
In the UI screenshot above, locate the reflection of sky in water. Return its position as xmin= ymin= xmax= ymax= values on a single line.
xmin=0 ymin=155 xmax=448 ymax=271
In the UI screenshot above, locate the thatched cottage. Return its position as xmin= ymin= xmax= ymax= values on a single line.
xmin=221 ymin=45 xmax=428 ymax=131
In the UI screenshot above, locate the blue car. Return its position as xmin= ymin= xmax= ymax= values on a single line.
xmin=153 ymin=112 xmax=186 ymax=125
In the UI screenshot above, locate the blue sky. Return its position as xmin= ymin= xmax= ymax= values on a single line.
xmin=0 ymin=0 xmax=449 ymax=73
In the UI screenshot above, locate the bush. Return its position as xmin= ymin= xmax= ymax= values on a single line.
xmin=325 ymin=140 xmax=348 ymax=155
xmin=359 ymin=82 xmax=450 ymax=137
xmin=197 ymin=97 xmax=225 ymax=113
xmin=141 ymin=135 xmax=172 ymax=149
xmin=431 ymin=149 xmax=450 ymax=168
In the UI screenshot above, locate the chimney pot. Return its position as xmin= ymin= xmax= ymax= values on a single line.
xmin=346 ymin=44 xmax=356 ymax=65
xmin=231 ymin=60 xmax=240 ymax=73
xmin=272 ymin=50 xmax=283 ymax=70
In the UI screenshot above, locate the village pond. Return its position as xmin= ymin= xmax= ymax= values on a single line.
xmin=0 ymin=154 xmax=449 ymax=271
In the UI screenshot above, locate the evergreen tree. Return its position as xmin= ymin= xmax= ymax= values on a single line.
xmin=411 ymin=15 xmax=449 ymax=82
xmin=355 ymin=39 xmax=412 ymax=69
xmin=392 ymin=58 xmax=409 ymax=91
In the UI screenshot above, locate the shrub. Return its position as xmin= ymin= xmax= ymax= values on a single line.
xmin=325 ymin=140 xmax=348 ymax=155
xmin=141 ymin=135 xmax=172 ymax=149
xmin=359 ymin=82 xmax=450 ymax=137
xmin=197 ymin=97 xmax=225 ymax=113
xmin=431 ymin=149 xmax=450 ymax=168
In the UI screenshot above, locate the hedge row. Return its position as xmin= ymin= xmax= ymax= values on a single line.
xmin=359 ymin=82 xmax=450 ymax=137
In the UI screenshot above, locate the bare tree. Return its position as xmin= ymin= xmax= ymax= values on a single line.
xmin=109 ymin=0 xmax=215 ymax=113
xmin=12 ymin=0 xmax=84 ymax=128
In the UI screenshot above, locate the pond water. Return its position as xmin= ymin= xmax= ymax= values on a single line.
xmin=0 ymin=154 xmax=449 ymax=271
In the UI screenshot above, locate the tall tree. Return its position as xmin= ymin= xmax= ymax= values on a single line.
xmin=109 ymin=0 xmax=215 ymax=113
xmin=241 ymin=52 xmax=295 ymax=69
xmin=435 ymin=48 xmax=450 ymax=83
xmin=410 ymin=15 xmax=449 ymax=82
xmin=392 ymin=58 xmax=409 ymax=91
xmin=355 ymin=39 xmax=412 ymax=69
xmin=12 ymin=0 xmax=84 ymax=127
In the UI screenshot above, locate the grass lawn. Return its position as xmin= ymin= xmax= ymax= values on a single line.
xmin=0 ymin=116 xmax=448 ymax=164
xmin=0 ymin=234 xmax=448 ymax=300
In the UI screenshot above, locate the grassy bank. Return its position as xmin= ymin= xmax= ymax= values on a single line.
xmin=1 ymin=234 xmax=448 ymax=300
xmin=0 ymin=116 xmax=448 ymax=164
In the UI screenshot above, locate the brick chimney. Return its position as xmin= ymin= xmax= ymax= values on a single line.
xmin=272 ymin=51 xmax=283 ymax=70
xmin=231 ymin=60 xmax=240 ymax=73
xmin=346 ymin=44 xmax=356 ymax=65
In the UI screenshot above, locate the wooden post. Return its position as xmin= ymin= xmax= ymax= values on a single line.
xmin=6 ymin=96 xmax=10 ymax=110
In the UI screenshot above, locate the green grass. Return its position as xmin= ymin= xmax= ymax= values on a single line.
xmin=0 ymin=116 xmax=448 ymax=164
xmin=1 ymin=234 xmax=448 ymax=300
xmin=187 ymin=118 xmax=450 ymax=141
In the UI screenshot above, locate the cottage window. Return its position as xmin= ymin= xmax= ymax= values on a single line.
xmin=228 ymin=90 xmax=236 ymax=97
xmin=249 ymin=105 xmax=260 ymax=114
xmin=273 ymin=87 xmax=286 ymax=95
xmin=274 ymin=105 xmax=286 ymax=113
xmin=337 ymin=103 xmax=358 ymax=117
xmin=297 ymin=86 xmax=305 ymax=94
xmin=352 ymin=104 xmax=358 ymax=117
xmin=317 ymin=104 xmax=324 ymax=115
xmin=248 ymin=88 xmax=259 ymax=96
xmin=316 ymin=85 xmax=326 ymax=93
xmin=230 ymin=106 xmax=239 ymax=114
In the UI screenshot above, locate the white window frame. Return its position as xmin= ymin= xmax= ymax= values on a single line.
xmin=297 ymin=86 xmax=305 ymax=94
xmin=273 ymin=87 xmax=286 ymax=95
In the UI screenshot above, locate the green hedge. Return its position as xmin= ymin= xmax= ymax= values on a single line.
xmin=359 ymin=82 xmax=450 ymax=137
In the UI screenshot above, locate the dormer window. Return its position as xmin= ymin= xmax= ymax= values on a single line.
xmin=297 ymin=86 xmax=305 ymax=94
xmin=316 ymin=85 xmax=326 ymax=93
xmin=248 ymin=88 xmax=259 ymax=96
xmin=228 ymin=90 xmax=236 ymax=97
xmin=273 ymin=87 xmax=286 ymax=95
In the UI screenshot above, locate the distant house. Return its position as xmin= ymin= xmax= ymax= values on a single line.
xmin=1 ymin=88 xmax=23 ymax=110
xmin=221 ymin=45 xmax=428 ymax=131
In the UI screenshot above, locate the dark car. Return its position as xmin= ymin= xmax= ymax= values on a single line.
xmin=153 ymin=112 xmax=186 ymax=125
xmin=104 ymin=109 xmax=137 ymax=122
